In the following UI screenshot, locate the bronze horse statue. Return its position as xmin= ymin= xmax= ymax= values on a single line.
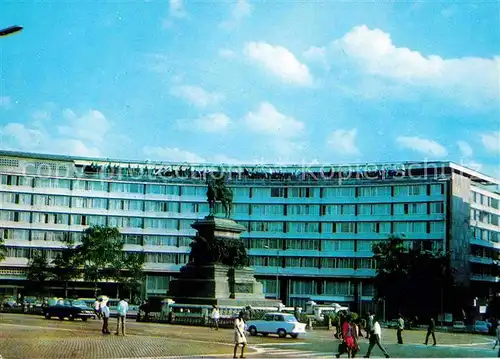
xmin=206 ymin=175 xmax=233 ymax=218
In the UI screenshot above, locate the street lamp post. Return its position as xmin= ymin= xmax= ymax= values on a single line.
xmin=0 ymin=25 xmax=23 ymax=37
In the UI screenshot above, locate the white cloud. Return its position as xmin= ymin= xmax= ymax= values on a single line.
xmin=457 ymin=140 xmax=473 ymax=157
xmin=244 ymin=42 xmax=313 ymax=86
xmin=220 ymin=0 xmax=252 ymax=29
xmin=176 ymin=113 xmax=231 ymax=132
xmin=243 ymin=102 xmax=304 ymax=138
xmin=327 ymin=129 xmax=360 ymax=156
xmin=171 ymin=85 xmax=223 ymax=108
xmin=0 ymin=122 xmax=101 ymax=157
xmin=1 ymin=123 xmax=45 ymax=150
xmin=169 ymin=0 xmax=186 ymax=18
xmin=0 ymin=96 xmax=11 ymax=109
xmin=0 ymin=108 xmax=120 ymax=158
xmin=143 ymin=146 xmax=206 ymax=163
xmin=303 ymin=46 xmax=329 ymax=70
xmin=58 ymin=109 xmax=111 ymax=143
xmin=333 ymin=25 xmax=500 ymax=109
xmin=396 ymin=136 xmax=448 ymax=157
xmin=218 ymin=48 xmax=236 ymax=59
xmin=481 ymin=131 xmax=500 ymax=153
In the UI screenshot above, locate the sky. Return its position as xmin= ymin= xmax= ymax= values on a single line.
xmin=0 ymin=0 xmax=499 ymax=176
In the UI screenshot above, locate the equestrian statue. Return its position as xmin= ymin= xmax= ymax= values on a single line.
xmin=206 ymin=172 xmax=233 ymax=218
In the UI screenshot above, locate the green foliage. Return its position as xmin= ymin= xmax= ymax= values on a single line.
xmin=112 ymin=251 xmax=146 ymax=297
xmin=52 ymin=236 xmax=79 ymax=297
xmin=372 ymin=234 xmax=453 ymax=318
xmin=74 ymin=225 xmax=124 ymax=295
xmin=0 ymin=234 xmax=6 ymax=263
xmin=26 ymin=250 xmax=51 ymax=295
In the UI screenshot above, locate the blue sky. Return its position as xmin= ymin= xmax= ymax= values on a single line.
xmin=0 ymin=0 xmax=498 ymax=176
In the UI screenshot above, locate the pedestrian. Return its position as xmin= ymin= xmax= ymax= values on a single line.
xmin=396 ymin=313 xmax=404 ymax=344
xmin=363 ymin=316 xmax=390 ymax=358
xmin=233 ymin=311 xmax=247 ymax=359
xmin=335 ymin=315 xmax=360 ymax=358
xmin=115 ymin=297 xmax=129 ymax=336
xmin=100 ymin=299 xmax=111 ymax=335
xmin=424 ymin=317 xmax=436 ymax=346
xmin=366 ymin=312 xmax=375 ymax=340
xmin=492 ymin=320 xmax=500 ymax=357
xmin=94 ymin=298 xmax=102 ymax=319
xmin=211 ymin=305 xmax=220 ymax=330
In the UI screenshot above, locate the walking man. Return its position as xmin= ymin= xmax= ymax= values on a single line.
xmin=211 ymin=305 xmax=220 ymax=330
xmin=424 ymin=317 xmax=437 ymax=346
xmin=366 ymin=312 xmax=375 ymax=340
xmin=396 ymin=314 xmax=404 ymax=344
xmin=100 ymin=299 xmax=111 ymax=335
xmin=115 ymin=297 xmax=129 ymax=336
xmin=364 ymin=316 xmax=390 ymax=358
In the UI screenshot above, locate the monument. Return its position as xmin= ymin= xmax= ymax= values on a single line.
xmin=168 ymin=173 xmax=281 ymax=307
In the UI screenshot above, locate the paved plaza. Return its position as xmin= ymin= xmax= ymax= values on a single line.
xmin=0 ymin=313 xmax=498 ymax=358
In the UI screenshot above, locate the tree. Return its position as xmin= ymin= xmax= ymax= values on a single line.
xmin=26 ymin=250 xmax=52 ymax=297
xmin=372 ymin=234 xmax=453 ymax=319
xmin=0 ymin=234 xmax=6 ymax=263
xmin=112 ymin=252 xmax=146 ymax=300
xmin=52 ymin=236 xmax=79 ymax=298
xmin=75 ymin=225 xmax=124 ymax=297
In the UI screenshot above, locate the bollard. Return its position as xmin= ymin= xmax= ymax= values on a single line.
xmin=307 ymin=317 xmax=313 ymax=330
xmin=328 ymin=317 xmax=333 ymax=331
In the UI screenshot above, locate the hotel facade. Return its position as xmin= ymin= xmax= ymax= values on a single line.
xmin=0 ymin=151 xmax=499 ymax=311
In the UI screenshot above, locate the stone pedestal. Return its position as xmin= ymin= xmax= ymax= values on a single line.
xmin=168 ymin=216 xmax=281 ymax=308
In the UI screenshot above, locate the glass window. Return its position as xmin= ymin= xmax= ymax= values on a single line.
xmin=35 ymin=178 xmax=71 ymax=189
xmin=146 ymin=184 xmax=165 ymax=195
xmin=322 ymin=240 xmax=355 ymax=251
xmin=110 ymin=182 xmax=144 ymax=193
xmin=430 ymin=202 xmax=444 ymax=214
xmin=233 ymin=187 xmax=250 ymax=198
xmin=145 ymin=201 xmax=180 ymax=212
xmin=1 ymin=175 xmax=34 ymax=187
xmin=0 ymin=210 xmax=30 ymax=222
xmin=181 ymin=186 xmax=206 ymax=197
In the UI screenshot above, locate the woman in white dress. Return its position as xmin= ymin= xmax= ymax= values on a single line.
xmin=233 ymin=311 xmax=247 ymax=358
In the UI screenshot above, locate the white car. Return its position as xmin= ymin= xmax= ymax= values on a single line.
xmin=246 ymin=312 xmax=307 ymax=338
xmin=473 ymin=320 xmax=489 ymax=334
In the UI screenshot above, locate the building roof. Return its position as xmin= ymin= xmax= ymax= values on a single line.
xmin=0 ymin=149 xmax=498 ymax=187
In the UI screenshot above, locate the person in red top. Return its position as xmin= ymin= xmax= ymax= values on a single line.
xmin=336 ymin=315 xmax=360 ymax=358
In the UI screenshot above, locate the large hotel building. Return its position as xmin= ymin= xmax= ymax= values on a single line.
xmin=0 ymin=150 xmax=499 ymax=311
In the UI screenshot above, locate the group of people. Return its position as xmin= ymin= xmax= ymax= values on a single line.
xmin=335 ymin=313 xmax=439 ymax=358
xmin=93 ymin=297 xmax=129 ymax=336
xmin=335 ymin=312 xmax=390 ymax=358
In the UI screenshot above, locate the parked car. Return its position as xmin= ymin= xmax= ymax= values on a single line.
xmin=473 ymin=320 xmax=490 ymax=334
xmin=246 ymin=312 xmax=307 ymax=338
xmin=452 ymin=321 xmax=466 ymax=332
xmin=43 ymin=299 xmax=95 ymax=321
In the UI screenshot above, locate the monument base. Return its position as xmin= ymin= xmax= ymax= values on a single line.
xmin=168 ymin=263 xmax=281 ymax=307
xmin=167 ymin=215 xmax=282 ymax=308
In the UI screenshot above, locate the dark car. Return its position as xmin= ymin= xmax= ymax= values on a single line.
xmin=43 ymin=299 xmax=95 ymax=321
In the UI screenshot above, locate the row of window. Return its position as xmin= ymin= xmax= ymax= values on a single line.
xmin=1 ymin=175 xmax=444 ymax=199
xmin=472 ymin=191 xmax=500 ymax=209
xmin=470 ymin=209 xmax=499 ymax=226
xmin=1 ymin=228 xmax=444 ymax=253
xmin=472 ymin=226 xmax=500 ymax=243
xmin=0 ymin=210 xmax=446 ymax=234
xmin=288 ymin=280 xmax=376 ymax=296
xmin=1 ymin=192 xmax=446 ymax=217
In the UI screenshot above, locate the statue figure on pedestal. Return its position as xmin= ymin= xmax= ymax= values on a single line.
xmin=206 ymin=172 xmax=233 ymax=218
